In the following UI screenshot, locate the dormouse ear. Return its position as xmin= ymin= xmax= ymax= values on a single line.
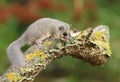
xmin=59 ymin=26 xmax=65 ymax=31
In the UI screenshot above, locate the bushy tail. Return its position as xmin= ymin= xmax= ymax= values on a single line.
xmin=7 ymin=38 xmax=26 ymax=66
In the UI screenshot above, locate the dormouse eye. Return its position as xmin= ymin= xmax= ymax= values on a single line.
xmin=63 ymin=32 xmax=68 ymax=36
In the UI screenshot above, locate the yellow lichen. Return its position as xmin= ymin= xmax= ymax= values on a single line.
xmin=16 ymin=75 xmax=22 ymax=81
xmin=25 ymin=54 xmax=33 ymax=61
xmin=75 ymin=29 xmax=90 ymax=39
xmin=92 ymin=31 xmax=111 ymax=56
xmin=24 ymin=67 xmax=31 ymax=71
xmin=33 ymin=50 xmax=46 ymax=59
xmin=95 ymin=40 xmax=111 ymax=56
xmin=7 ymin=72 xmax=16 ymax=82
xmin=33 ymin=50 xmax=41 ymax=57
xmin=20 ymin=67 xmax=31 ymax=75
xmin=44 ymin=41 xmax=52 ymax=47
xmin=93 ymin=32 xmax=107 ymax=42
xmin=75 ymin=32 xmax=82 ymax=39
xmin=40 ymin=52 xmax=46 ymax=59
xmin=25 ymin=50 xmax=46 ymax=61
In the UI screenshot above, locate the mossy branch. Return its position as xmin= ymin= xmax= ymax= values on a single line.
xmin=0 ymin=25 xmax=111 ymax=82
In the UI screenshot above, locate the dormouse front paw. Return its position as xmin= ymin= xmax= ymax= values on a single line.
xmin=35 ymin=39 xmax=43 ymax=45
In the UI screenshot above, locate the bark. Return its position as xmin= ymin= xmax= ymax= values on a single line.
xmin=0 ymin=25 xmax=111 ymax=82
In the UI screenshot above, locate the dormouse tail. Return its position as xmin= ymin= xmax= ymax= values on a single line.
xmin=7 ymin=37 xmax=26 ymax=66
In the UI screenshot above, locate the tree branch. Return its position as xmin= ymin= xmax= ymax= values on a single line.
xmin=0 ymin=25 xmax=111 ymax=82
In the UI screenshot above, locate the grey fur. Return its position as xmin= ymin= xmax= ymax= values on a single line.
xmin=7 ymin=18 xmax=71 ymax=66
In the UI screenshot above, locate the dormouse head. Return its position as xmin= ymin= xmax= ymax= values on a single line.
xmin=57 ymin=24 xmax=71 ymax=41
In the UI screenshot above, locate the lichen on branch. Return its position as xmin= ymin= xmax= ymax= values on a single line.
xmin=0 ymin=25 xmax=111 ymax=82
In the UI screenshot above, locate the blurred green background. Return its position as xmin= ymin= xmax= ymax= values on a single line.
xmin=0 ymin=0 xmax=120 ymax=82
